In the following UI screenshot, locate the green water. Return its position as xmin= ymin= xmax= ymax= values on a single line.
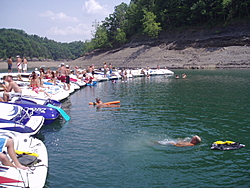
xmin=38 ymin=69 xmax=250 ymax=187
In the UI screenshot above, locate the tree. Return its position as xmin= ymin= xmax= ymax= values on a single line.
xmin=141 ymin=10 xmax=161 ymax=38
xmin=92 ymin=21 xmax=111 ymax=49
xmin=115 ymin=29 xmax=127 ymax=46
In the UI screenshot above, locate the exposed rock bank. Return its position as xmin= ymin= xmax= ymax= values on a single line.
xmin=72 ymin=22 xmax=250 ymax=69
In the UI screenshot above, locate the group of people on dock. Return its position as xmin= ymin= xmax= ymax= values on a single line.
xmin=7 ymin=56 xmax=28 ymax=73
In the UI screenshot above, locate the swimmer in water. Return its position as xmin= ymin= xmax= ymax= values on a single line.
xmin=157 ymin=135 xmax=201 ymax=147
xmin=169 ymin=135 xmax=201 ymax=147
xmin=94 ymin=97 xmax=120 ymax=108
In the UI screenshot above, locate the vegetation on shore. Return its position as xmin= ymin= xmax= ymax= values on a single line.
xmin=0 ymin=29 xmax=84 ymax=61
xmin=86 ymin=0 xmax=250 ymax=51
xmin=0 ymin=0 xmax=249 ymax=62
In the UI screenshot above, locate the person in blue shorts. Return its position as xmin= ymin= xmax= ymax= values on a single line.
xmin=0 ymin=137 xmax=29 ymax=169
xmin=7 ymin=57 xmax=12 ymax=73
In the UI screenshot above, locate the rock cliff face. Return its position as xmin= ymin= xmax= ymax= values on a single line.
xmin=72 ymin=21 xmax=250 ymax=69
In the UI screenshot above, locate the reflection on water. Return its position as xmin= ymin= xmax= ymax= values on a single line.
xmin=44 ymin=70 xmax=250 ymax=187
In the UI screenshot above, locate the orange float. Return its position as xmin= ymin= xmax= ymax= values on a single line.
xmin=89 ymin=100 xmax=120 ymax=105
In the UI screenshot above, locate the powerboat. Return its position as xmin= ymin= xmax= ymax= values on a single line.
xmin=6 ymin=102 xmax=60 ymax=125
xmin=10 ymin=96 xmax=61 ymax=108
xmin=0 ymin=131 xmax=48 ymax=188
xmin=0 ymin=103 xmax=44 ymax=135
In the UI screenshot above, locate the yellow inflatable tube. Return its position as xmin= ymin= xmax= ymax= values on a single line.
xmin=15 ymin=150 xmax=39 ymax=157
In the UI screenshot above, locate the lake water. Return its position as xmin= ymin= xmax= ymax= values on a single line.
xmin=36 ymin=69 xmax=250 ymax=188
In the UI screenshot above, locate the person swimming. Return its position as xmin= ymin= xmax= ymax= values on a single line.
xmin=158 ymin=135 xmax=202 ymax=147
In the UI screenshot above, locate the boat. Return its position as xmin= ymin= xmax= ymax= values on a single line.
xmin=5 ymin=102 xmax=60 ymax=125
xmin=0 ymin=102 xmax=44 ymax=135
xmin=10 ymin=96 xmax=61 ymax=108
xmin=0 ymin=131 xmax=48 ymax=188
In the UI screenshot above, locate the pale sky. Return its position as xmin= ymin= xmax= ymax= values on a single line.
xmin=0 ymin=0 xmax=130 ymax=43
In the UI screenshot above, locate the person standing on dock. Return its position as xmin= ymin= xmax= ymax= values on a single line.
xmin=65 ymin=65 xmax=71 ymax=91
xmin=16 ymin=55 xmax=22 ymax=73
xmin=103 ymin=62 xmax=108 ymax=77
xmin=7 ymin=57 xmax=12 ymax=73
xmin=22 ymin=57 xmax=28 ymax=73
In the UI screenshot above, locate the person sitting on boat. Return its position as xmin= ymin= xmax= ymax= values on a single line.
xmin=30 ymin=72 xmax=51 ymax=98
xmin=0 ymin=137 xmax=29 ymax=170
xmin=169 ymin=135 xmax=202 ymax=147
xmin=2 ymin=75 xmax=22 ymax=102
xmin=84 ymin=73 xmax=94 ymax=84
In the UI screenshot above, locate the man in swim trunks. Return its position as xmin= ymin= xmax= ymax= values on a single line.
xmin=57 ymin=63 xmax=67 ymax=88
xmin=65 ymin=65 xmax=71 ymax=91
xmin=0 ymin=137 xmax=29 ymax=169
xmin=169 ymin=135 xmax=202 ymax=147
xmin=16 ymin=55 xmax=22 ymax=73
xmin=3 ymin=75 xmax=22 ymax=102
xmin=7 ymin=57 xmax=12 ymax=73
xmin=22 ymin=57 xmax=28 ymax=73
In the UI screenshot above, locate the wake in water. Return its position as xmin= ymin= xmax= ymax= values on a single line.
xmin=156 ymin=137 xmax=192 ymax=145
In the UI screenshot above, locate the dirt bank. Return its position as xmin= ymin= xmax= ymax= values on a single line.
xmin=72 ymin=21 xmax=250 ymax=69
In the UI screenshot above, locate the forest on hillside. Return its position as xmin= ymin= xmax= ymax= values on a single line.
xmin=0 ymin=28 xmax=84 ymax=61
xmin=1 ymin=0 xmax=249 ymax=61
xmin=86 ymin=0 xmax=250 ymax=50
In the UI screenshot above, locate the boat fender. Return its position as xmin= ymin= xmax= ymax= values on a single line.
xmin=210 ymin=141 xmax=245 ymax=150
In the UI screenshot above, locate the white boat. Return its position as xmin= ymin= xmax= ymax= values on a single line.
xmin=0 ymin=102 xmax=44 ymax=135
xmin=20 ymin=86 xmax=70 ymax=102
xmin=161 ymin=68 xmax=174 ymax=75
xmin=93 ymin=72 xmax=108 ymax=82
xmin=0 ymin=131 xmax=48 ymax=188
xmin=69 ymin=75 xmax=86 ymax=87
xmin=129 ymin=69 xmax=145 ymax=77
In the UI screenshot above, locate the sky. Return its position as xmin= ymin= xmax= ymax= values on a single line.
xmin=0 ymin=0 xmax=130 ymax=43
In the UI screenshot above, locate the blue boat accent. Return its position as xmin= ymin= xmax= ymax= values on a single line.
xmin=86 ymin=81 xmax=97 ymax=86
xmin=14 ymin=97 xmax=61 ymax=108
xmin=12 ymin=103 xmax=60 ymax=125
xmin=47 ymin=104 xmax=70 ymax=121
xmin=8 ymin=106 xmax=20 ymax=117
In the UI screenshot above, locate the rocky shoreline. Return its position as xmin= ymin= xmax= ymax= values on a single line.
xmin=1 ymin=22 xmax=249 ymax=71
xmin=71 ymin=21 xmax=250 ymax=69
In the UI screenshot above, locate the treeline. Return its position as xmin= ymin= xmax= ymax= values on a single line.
xmin=1 ymin=0 xmax=249 ymax=60
xmin=85 ymin=0 xmax=250 ymax=51
xmin=0 ymin=28 xmax=84 ymax=61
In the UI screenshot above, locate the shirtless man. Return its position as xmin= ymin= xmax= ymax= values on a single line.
xmin=3 ymin=75 xmax=22 ymax=102
xmin=170 ymin=135 xmax=202 ymax=147
xmin=7 ymin=57 xmax=12 ymax=73
xmin=16 ymin=55 xmax=22 ymax=73
xmin=57 ymin=63 xmax=68 ymax=90
xmin=65 ymin=65 xmax=71 ymax=91
xmin=0 ymin=137 xmax=29 ymax=170
xmin=103 ymin=62 xmax=108 ymax=77
xmin=22 ymin=57 xmax=28 ymax=73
